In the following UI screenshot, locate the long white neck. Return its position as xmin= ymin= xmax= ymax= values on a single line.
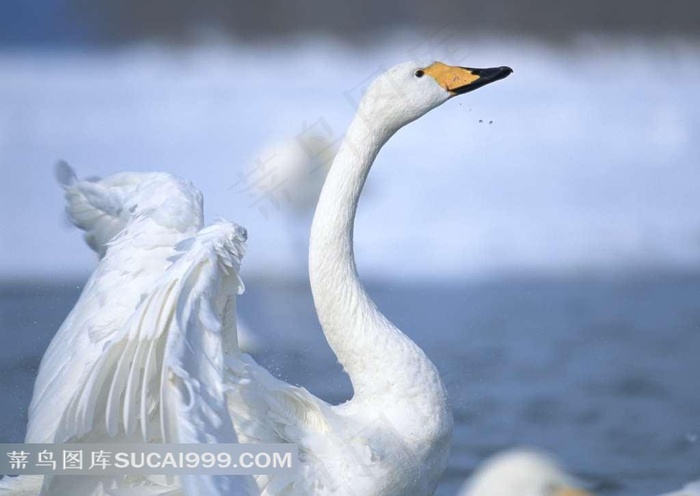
xmin=309 ymin=113 xmax=448 ymax=411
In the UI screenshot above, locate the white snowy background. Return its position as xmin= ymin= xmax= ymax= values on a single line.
xmin=1 ymin=35 xmax=699 ymax=281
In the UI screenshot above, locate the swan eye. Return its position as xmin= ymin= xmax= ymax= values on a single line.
xmin=414 ymin=70 xmax=424 ymax=78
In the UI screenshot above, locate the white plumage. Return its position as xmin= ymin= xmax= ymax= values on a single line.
xmin=457 ymin=449 xmax=592 ymax=496
xmin=55 ymin=161 xmax=260 ymax=353
xmin=7 ymin=170 xmax=251 ymax=495
xmin=3 ymin=60 xmax=514 ymax=495
xmin=47 ymin=221 xmax=250 ymax=496
xmin=29 ymin=170 xmax=206 ymax=445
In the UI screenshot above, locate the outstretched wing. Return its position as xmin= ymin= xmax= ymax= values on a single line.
xmin=57 ymin=161 xmax=261 ymax=355
xmin=27 ymin=171 xmax=204 ymax=444
xmin=47 ymin=221 xmax=250 ymax=495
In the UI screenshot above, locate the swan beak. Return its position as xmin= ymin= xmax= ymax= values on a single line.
xmin=423 ymin=62 xmax=513 ymax=95
xmin=556 ymin=487 xmax=594 ymax=496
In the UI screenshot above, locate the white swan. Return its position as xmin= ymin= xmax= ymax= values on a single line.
xmin=457 ymin=449 xmax=593 ymax=496
xmin=4 ymin=60 xmax=512 ymax=495
xmin=251 ymin=135 xmax=336 ymax=215
xmin=248 ymin=61 xmax=511 ymax=495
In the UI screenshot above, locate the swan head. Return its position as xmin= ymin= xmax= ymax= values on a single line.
xmin=460 ymin=449 xmax=594 ymax=496
xmin=357 ymin=61 xmax=512 ymax=133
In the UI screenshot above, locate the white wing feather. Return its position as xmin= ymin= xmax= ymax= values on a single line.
xmin=223 ymin=331 xmax=410 ymax=494
xmin=13 ymin=171 xmax=217 ymax=495
xmin=27 ymin=172 xmax=204 ymax=445
xmin=43 ymin=221 xmax=250 ymax=496
xmin=224 ymin=351 xmax=415 ymax=496
xmin=57 ymin=162 xmax=261 ymax=357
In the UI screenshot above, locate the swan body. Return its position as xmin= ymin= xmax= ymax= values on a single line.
xmin=457 ymin=449 xmax=592 ymax=496
xmin=6 ymin=60 xmax=511 ymax=495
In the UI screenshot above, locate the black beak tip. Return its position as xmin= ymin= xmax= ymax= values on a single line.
xmin=452 ymin=65 xmax=513 ymax=94
xmin=484 ymin=66 xmax=514 ymax=81
xmin=494 ymin=66 xmax=514 ymax=84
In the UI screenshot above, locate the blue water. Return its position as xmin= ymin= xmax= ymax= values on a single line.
xmin=1 ymin=274 xmax=699 ymax=495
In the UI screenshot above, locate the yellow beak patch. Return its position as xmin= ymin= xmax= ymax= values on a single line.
xmin=422 ymin=62 xmax=481 ymax=93
xmin=422 ymin=62 xmax=513 ymax=95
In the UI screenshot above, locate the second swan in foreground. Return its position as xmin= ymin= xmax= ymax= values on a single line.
xmin=20 ymin=61 xmax=512 ymax=495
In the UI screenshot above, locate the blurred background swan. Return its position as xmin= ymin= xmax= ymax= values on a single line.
xmin=457 ymin=449 xmax=592 ymax=496
xmin=251 ymin=135 xmax=336 ymax=217
xmin=248 ymin=135 xmax=337 ymax=261
xmin=1 ymin=1 xmax=699 ymax=495
xmin=661 ymin=481 xmax=700 ymax=496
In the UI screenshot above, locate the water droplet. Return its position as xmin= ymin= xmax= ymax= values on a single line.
xmin=479 ymin=119 xmax=483 ymax=124
xmin=489 ymin=120 xmax=494 ymax=125
xmin=686 ymin=432 xmax=698 ymax=444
